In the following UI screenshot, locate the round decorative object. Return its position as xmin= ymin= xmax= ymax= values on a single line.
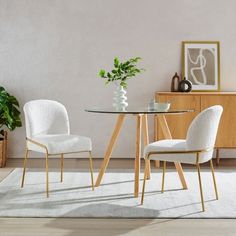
xmin=178 ymin=77 xmax=192 ymax=92
xmin=112 ymin=83 xmax=128 ymax=111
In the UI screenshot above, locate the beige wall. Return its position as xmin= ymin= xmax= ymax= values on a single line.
xmin=1 ymin=0 xmax=236 ymax=158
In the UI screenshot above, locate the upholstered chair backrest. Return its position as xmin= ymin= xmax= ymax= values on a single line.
xmin=186 ymin=105 xmax=223 ymax=151
xmin=24 ymin=100 xmax=70 ymax=138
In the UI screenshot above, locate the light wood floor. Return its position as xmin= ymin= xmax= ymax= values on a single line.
xmin=0 ymin=158 xmax=236 ymax=236
xmin=1 ymin=218 xmax=236 ymax=236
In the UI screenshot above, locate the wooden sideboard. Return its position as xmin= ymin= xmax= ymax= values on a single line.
xmin=155 ymin=92 xmax=236 ymax=164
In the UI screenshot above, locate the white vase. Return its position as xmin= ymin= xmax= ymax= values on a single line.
xmin=112 ymin=83 xmax=128 ymax=111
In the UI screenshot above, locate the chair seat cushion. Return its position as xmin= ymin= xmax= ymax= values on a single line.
xmin=27 ymin=134 xmax=92 ymax=154
xmin=144 ymin=139 xmax=213 ymax=164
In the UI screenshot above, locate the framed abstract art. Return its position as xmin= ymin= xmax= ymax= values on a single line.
xmin=182 ymin=41 xmax=220 ymax=91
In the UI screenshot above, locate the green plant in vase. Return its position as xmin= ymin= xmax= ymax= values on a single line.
xmin=0 ymin=86 xmax=22 ymax=167
xmin=99 ymin=57 xmax=144 ymax=110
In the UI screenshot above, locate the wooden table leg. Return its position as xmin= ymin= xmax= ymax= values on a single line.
xmin=134 ymin=115 xmax=142 ymax=197
xmin=95 ymin=114 xmax=125 ymax=187
xmin=157 ymin=115 xmax=188 ymax=190
xmin=154 ymin=115 xmax=160 ymax=168
xmin=142 ymin=114 xmax=151 ymax=179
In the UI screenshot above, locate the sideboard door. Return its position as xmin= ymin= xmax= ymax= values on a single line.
xmin=201 ymin=95 xmax=236 ymax=148
xmin=155 ymin=95 xmax=200 ymax=140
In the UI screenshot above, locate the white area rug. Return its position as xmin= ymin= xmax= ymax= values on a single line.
xmin=0 ymin=168 xmax=235 ymax=218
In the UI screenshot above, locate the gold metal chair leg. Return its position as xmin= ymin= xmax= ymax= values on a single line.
xmin=21 ymin=148 xmax=29 ymax=188
xmin=141 ymin=160 xmax=148 ymax=205
xmin=60 ymin=154 xmax=64 ymax=182
xmin=196 ymin=163 xmax=205 ymax=211
xmin=89 ymin=151 xmax=94 ymax=190
xmin=210 ymin=159 xmax=219 ymax=200
xmin=161 ymin=161 xmax=166 ymax=193
xmin=146 ymin=160 xmax=151 ymax=180
xmin=46 ymin=152 xmax=49 ymax=198
xmin=142 ymin=114 xmax=151 ymax=180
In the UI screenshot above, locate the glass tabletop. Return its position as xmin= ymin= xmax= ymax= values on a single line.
xmin=85 ymin=107 xmax=194 ymax=114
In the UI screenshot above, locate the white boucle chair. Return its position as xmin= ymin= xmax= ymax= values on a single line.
xmin=21 ymin=100 xmax=94 ymax=197
xmin=141 ymin=105 xmax=223 ymax=211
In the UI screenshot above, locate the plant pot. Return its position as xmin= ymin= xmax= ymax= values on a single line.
xmin=112 ymin=82 xmax=128 ymax=111
xmin=0 ymin=131 xmax=7 ymax=168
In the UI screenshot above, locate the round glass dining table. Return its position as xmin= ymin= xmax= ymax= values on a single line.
xmin=85 ymin=106 xmax=193 ymax=197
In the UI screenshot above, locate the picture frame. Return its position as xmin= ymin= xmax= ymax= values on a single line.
xmin=182 ymin=41 xmax=220 ymax=92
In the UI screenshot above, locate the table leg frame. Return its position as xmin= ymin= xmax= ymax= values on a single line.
xmin=142 ymin=115 xmax=151 ymax=179
xmin=95 ymin=114 xmax=125 ymax=187
xmin=156 ymin=115 xmax=188 ymax=190
xmin=154 ymin=115 xmax=160 ymax=168
xmin=95 ymin=113 xmax=188 ymax=196
xmin=134 ymin=115 xmax=142 ymax=197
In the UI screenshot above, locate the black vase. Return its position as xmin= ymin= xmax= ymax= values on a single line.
xmin=171 ymin=72 xmax=181 ymax=92
xmin=178 ymin=77 xmax=192 ymax=92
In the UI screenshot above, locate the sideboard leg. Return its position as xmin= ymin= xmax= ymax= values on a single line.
xmin=154 ymin=161 xmax=160 ymax=168
xmin=216 ymin=148 xmax=220 ymax=165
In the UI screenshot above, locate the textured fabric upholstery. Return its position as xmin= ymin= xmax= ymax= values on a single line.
xmin=27 ymin=134 xmax=92 ymax=154
xmin=144 ymin=105 xmax=223 ymax=164
xmin=144 ymin=139 xmax=213 ymax=164
xmin=24 ymin=100 xmax=69 ymax=138
xmin=186 ymin=105 xmax=223 ymax=151
xmin=24 ymin=100 xmax=92 ymax=154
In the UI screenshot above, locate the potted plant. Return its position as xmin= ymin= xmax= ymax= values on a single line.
xmin=99 ymin=57 xmax=144 ymax=110
xmin=0 ymin=86 xmax=22 ymax=167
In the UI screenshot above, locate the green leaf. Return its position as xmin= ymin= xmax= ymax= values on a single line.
xmin=9 ymin=96 xmax=19 ymax=106
xmin=98 ymin=56 xmax=144 ymax=88
xmin=120 ymin=81 xmax=127 ymax=88
xmin=114 ymin=57 xmax=119 ymax=68
xmin=99 ymin=69 xmax=106 ymax=78
xmin=0 ymin=87 xmax=6 ymax=93
xmin=0 ymin=86 xmax=22 ymax=131
xmin=130 ymin=57 xmax=141 ymax=63
xmin=107 ymin=72 xmax=112 ymax=78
